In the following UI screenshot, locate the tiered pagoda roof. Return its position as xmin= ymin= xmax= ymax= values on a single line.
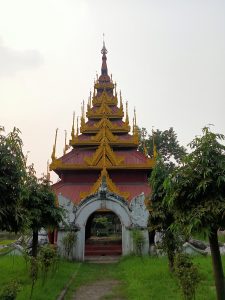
xmin=50 ymin=41 xmax=154 ymax=202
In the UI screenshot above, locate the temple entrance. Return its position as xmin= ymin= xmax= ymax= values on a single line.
xmin=85 ymin=210 xmax=122 ymax=256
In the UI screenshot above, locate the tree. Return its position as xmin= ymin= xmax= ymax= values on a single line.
xmin=23 ymin=166 xmax=64 ymax=257
xmin=166 ymin=127 xmax=225 ymax=300
xmin=149 ymin=157 xmax=181 ymax=271
xmin=138 ymin=127 xmax=186 ymax=163
xmin=0 ymin=127 xmax=26 ymax=232
xmin=147 ymin=127 xmax=186 ymax=271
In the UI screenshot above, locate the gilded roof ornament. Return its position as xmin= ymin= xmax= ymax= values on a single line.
xmin=51 ymin=128 xmax=58 ymax=162
xmin=76 ymin=116 xmax=79 ymax=137
xmin=63 ymin=130 xmax=70 ymax=155
xmin=71 ymin=111 xmax=75 ymax=141
xmin=120 ymin=90 xmax=123 ymax=109
xmin=152 ymin=128 xmax=157 ymax=159
xmin=125 ymin=101 xmax=129 ymax=125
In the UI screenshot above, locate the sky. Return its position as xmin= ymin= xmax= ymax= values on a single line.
xmin=0 ymin=0 xmax=225 ymax=182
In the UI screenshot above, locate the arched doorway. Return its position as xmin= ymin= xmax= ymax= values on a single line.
xmin=85 ymin=209 xmax=122 ymax=256
xmin=57 ymin=192 xmax=150 ymax=261
xmin=73 ymin=192 xmax=132 ymax=260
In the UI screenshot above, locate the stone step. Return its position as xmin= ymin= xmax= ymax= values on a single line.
xmin=85 ymin=249 xmax=122 ymax=256
xmin=85 ymin=245 xmax=122 ymax=251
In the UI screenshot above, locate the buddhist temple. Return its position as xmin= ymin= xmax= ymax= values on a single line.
xmin=50 ymin=41 xmax=155 ymax=260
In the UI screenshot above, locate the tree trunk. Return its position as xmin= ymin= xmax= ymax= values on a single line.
xmin=168 ymin=252 xmax=174 ymax=273
xmin=32 ymin=229 xmax=38 ymax=257
xmin=209 ymin=228 xmax=225 ymax=300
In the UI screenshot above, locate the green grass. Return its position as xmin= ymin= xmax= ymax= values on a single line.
xmin=118 ymin=256 xmax=219 ymax=300
xmin=0 ymin=255 xmax=79 ymax=300
xmin=0 ymin=239 xmax=15 ymax=245
xmin=0 ymin=255 xmax=224 ymax=299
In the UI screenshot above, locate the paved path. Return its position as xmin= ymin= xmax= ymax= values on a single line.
xmin=72 ymin=280 xmax=122 ymax=300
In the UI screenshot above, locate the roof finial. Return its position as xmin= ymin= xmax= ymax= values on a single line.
xmin=152 ymin=127 xmax=157 ymax=158
xmin=63 ymin=130 xmax=68 ymax=155
xmin=71 ymin=111 xmax=75 ymax=140
xmin=51 ymin=128 xmax=58 ymax=161
xmin=120 ymin=90 xmax=123 ymax=109
xmin=103 ymin=33 xmax=105 ymax=47
xmin=125 ymin=101 xmax=129 ymax=125
xmin=101 ymin=34 xmax=108 ymax=76
xmin=133 ymin=108 xmax=138 ymax=140
xmin=134 ymin=107 xmax=137 ymax=127
xmin=76 ymin=116 xmax=79 ymax=137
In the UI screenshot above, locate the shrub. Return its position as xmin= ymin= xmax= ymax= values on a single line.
xmin=132 ymin=229 xmax=145 ymax=256
xmin=62 ymin=231 xmax=77 ymax=259
xmin=0 ymin=280 xmax=21 ymax=300
xmin=39 ymin=244 xmax=58 ymax=284
xmin=174 ymin=253 xmax=200 ymax=300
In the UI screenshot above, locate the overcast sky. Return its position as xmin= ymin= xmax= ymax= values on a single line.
xmin=0 ymin=0 xmax=225 ymax=181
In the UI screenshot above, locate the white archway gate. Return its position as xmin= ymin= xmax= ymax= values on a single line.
xmin=57 ymin=190 xmax=150 ymax=261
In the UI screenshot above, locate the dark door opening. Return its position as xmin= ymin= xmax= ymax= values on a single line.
xmin=85 ymin=210 xmax=122 ymax=256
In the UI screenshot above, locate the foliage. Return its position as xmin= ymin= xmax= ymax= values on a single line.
xmin=165 ymin=126 xmax=225 ymax=299
xmin=138 ymin=127 xmax=186 ymax=163
xmin=132 ymin=229 xmax=145 ymax=256
xmin=0 ymin=280 xmax=21 ymax=300
xmin=147 ymin=127 xmax=186 ymax=271
xmin=174 ymin=253 xmax=200 ymax=300
xmin=0 ymin=127 xmax=26 ymax=232
xmin=29 ymin=257 xmax=39 ymax=300
xmin=62 ymin=231 xmax=77 ymax=259
xmin=93 ymin=216 xmax=108 ymax=228
xmin=0 ymin=256 xmax=80 ymax=300
xmin=166 ymin=126 xmax=225 ymax=233
xmin=0 ymin=255 xmax=224 ymax=299
xmin=38 ymin=244 xmax=58 ymax=284
xmin=22 ymin=166 xmax=64 ymax=257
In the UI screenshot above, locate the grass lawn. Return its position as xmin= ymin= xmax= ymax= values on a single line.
xmin=0 ymin=255 xmax=79 ymax=300
xmin=65 ymin=256 xmax=223 ymax=300
xmin=118 ymin=256 xmax=218 ymax=300
xmin=0 ymin=254 xmax=224 ymax=299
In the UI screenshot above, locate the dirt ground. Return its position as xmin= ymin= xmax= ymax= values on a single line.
xmin=72 ymin=279 xmax=124 ymax=300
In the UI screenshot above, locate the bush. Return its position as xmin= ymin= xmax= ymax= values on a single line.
xmin=174 ymin=253 xmax=200 ymax=300
xmin=0 ymin=280 xmax=21 ymax=300
xmin=62 ymin=231 xmax=77 ymax=259
xmin=132 ymin=229 xmax=145 ymax=256
xmin=39 ymin=244 xmax=58 ymax=284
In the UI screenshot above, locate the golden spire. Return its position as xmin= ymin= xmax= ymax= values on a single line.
xmin=51 ymin=128 xmax=58 ymax=161
xmin=81 ymin=100 xmax=85 ymax=119
xmin=120 ymin=90 xmax=123 ymax=109
xmin=81 ymin=100 xmax=85 ymax=127
xmin=134 ymin=107 xmax=137 ymax=127
xmin=93 ymin=86 xmax=96 ymax=99
xmin=133 ymin=108 xmax=138 ymax=142
xmin=125 ymin=101 xmax=129 ymax=125
xmin=89 ymin=91 xmax=92 ymax=107
xmin=115 ymin=82 xmax=117 ymax=96
xmin=76 ymin=116 xmax=79 ymax=137
xmin=152 ymin=128 xmax=157 ymax=158
xmin=64 ymin=130 xmax=68 ymax=155
xmin=71 ymin=111 xmax=75 ymax=141
xmin=141 ymin=129 xmax=148 ymax=157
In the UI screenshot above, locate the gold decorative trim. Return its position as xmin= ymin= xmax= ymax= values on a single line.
xmin=80 ymin=167 xmax=130 ymax=200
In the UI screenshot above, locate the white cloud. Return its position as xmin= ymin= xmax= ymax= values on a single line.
xmin=0 ymin=37 xmax=43 ymax=76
